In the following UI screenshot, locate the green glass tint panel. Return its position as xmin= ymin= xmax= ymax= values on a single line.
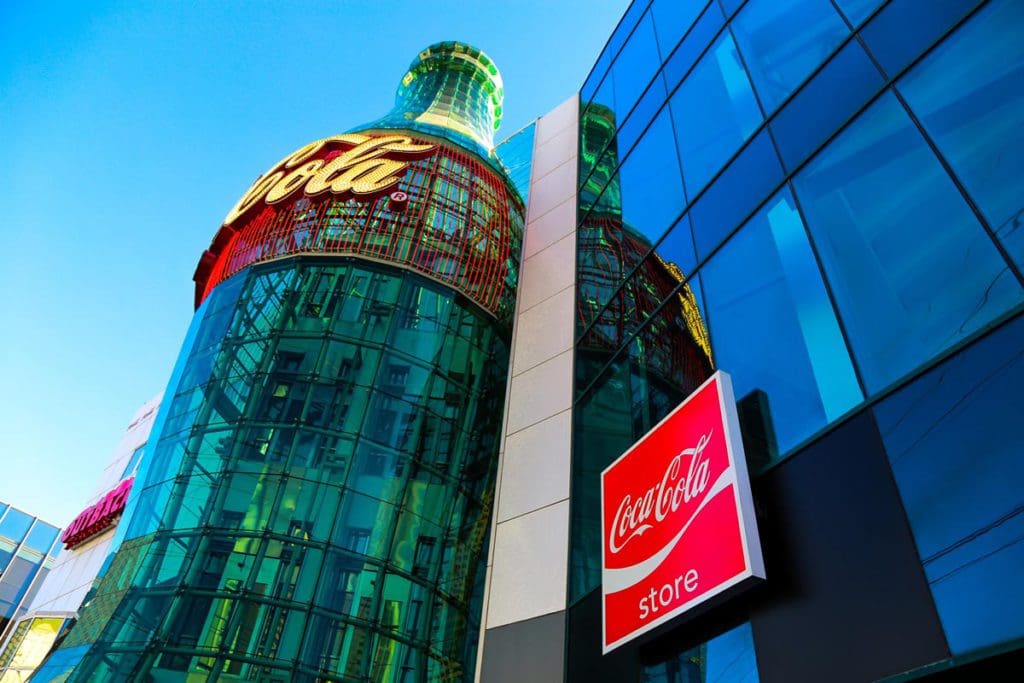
xmin=361 ymin=42 xmax=503 ymax=155
xmin=898 ymin=0 xmax=1024 ymax=270
xmin=56 ymin=259 xmax=511 ymax=682
xmin=793 ymin=92 xmax=1023 ymax=392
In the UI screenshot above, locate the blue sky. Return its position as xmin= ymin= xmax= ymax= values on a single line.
xmin=0 ymin=0 xmax=627 ymax=526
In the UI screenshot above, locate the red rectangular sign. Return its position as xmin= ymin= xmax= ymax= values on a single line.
xmin=601 ymin=371 xmax=764 ymax=653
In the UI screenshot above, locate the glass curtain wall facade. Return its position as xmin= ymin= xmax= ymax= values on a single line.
xmin=572 ymin=0 xmax=1024 ymax=680
xmin=36 ymin=42 xmax=523 ymax=683
xmin=0 ymin=505 xmax=60 ymax=647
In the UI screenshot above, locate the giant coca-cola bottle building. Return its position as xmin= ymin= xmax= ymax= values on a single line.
xmin=38 ymin=42 xmax=523 ymax=682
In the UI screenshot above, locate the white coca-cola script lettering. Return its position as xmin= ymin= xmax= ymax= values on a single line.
xmin=608 ymin=431 xmax=713 ymax=555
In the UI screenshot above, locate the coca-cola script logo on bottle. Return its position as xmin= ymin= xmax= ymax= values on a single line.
xmin=600 ymin=371 xmax=764 ymax=653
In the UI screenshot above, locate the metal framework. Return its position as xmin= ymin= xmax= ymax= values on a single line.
xmin=195 ymin=136 xmax=523 ymax=320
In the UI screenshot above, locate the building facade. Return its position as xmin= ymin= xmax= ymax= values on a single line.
xmin=0 ymin=505 xmax=61 ymax=682
xmin=0 ymin=396 xmax=160 ymax=683
xmin=30 ymin=1 xmax=1024 ymax=680
xmin=477 ymin=0 xmax=1024 ymax=681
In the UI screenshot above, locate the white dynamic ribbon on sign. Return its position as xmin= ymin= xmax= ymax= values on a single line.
xmin=603 ymin=466 xmax=736 ymax=594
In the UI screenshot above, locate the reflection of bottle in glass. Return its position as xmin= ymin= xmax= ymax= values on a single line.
xmin=572 ymin=105 xmax=716 ymax=604
xmin=40 ymin=43 xmax=523 ymax=683
xmin=576 ymin=104 xmax=713 ymax=398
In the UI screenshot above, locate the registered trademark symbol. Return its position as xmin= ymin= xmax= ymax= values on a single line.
xmin=388 ymin=191 xmax=409 ymax=211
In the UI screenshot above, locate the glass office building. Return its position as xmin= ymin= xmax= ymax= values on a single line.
xmin=0 ymin=503 xmax=62 ymax=681
xmin=569 ymin=0 xmax=1024 ymax=681
xmin=0 ymin=506 xmax=61 ymax=644
xmin=35 ymin=42 xmax=524 ymax=682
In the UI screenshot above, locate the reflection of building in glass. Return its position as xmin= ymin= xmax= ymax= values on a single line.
xmin=36 ymin=43 xmax=523 ymax=682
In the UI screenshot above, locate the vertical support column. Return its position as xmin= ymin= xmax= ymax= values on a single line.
xmin=477 ymin=95 xmax=579 ymax=683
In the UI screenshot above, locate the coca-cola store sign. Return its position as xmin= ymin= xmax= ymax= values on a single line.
xmin=601 ymin=371 xmax=764 ymax=653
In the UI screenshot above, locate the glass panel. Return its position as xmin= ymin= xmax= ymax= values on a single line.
xmin=22 ymin=522 xmax=59 ymax=555
xmin=14 ymin=617 xmax=67 ymax=669
xmin=770 ymin=40 xmax=884 ymax=171
xmin=731 ymin=0 xmax=849 ymax=113
xmin=616 ymin=108 xmax=687 ymax=248
xmin=606 ymin=0 xmax=650 ymax=67
xmin=121 ymin=444 xmax=147 ymax=479
xmin=642 ymin=621 xmax=759 ymax=682
xmin=51 ymin=261 xmax=511 ymax=680
xmin=670 ymin=32 xmax=763 ymax=197
xmin=701 ymin=188 xmax=861 ymax=460
xmin=860 ymin=0 xmax=983 ymax=78
xmin=0 ymin=509 xmax=32 ymax=544
xmin=615 ymin=73 xmax=667 ymax=162
xmin=875 ymin=315 xmax=1024 ymax=655
xmin=898 ymin=0 xmax=1024 ymax=270
xmin=651 ymin=0 xmax=707 ymax=58
xmin=834 ymin=0 xmax=883 ymax=26
xmin=662 ymin=1 xmax=726 ymax=91
xmin=0 ymin=555 xmax=41 ymax=617
xmin=569 ymin=354 xmax=634 ymax=603
xmin=610 ymin=12 xmax=663 ymax=118
xmin=690 ymin=129 xmax=784 ymax=259
xmin=793 ymin=91 xmax=1023 ymax=392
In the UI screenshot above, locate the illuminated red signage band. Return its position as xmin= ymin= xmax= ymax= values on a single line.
xmin=601 ymin=371 xmax=764 ymax=653
xmin=61 ymin=478 xmax=134 ymax=550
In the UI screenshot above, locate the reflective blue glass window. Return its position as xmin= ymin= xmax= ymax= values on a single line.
xmin=583 ymin=0 xmax=648 ymax=106
xmin=616 ymin=108 xmax=687 ymax=247
xmin=0 ymin=508 xmax=32 ymax=544
xmin=607 ymin=0 xmax=650 ymax=65
xmin=663 ymin=1 xmax=726 ymax=90
xmin=833 ymin=0 xmax=883 ymax=26
xmin=719 ymin=0 xmax=746 ymax=17
xmin=651 ymin=0 xmax=706 ymax=58
xmin=875 ymin=315 xmax=1024 ymax=655
xmin=770 ymin=40 xmax=884 ymax=171
xmin=670 ymin=32 xmax=762 ymax=197
xmin=643 ymin=622 xmax=759 ymax=682
xmin=701 ymin=188 xmax=861 ymax=460
xmin=899 ymin=0 xmax=1024 ymax=270
xmin=793 ymin=92 xmax=1023 ymax=392
xmin=616 ymin=73 xmax=668 ymax=160
xmin=691 ymin=129 xmax=783 ymax=258
xmin=22 ymin=522 xmax=59 ymax=555
xmin=611 ymin=12 xmax=663 ymax=119
xmin=860 ymin=0 xmax=983 ymax=78
xmin=655 ymin=211 xmax=698 ymax=278
xmin=731 ymin=0 xmax=849 ymax=114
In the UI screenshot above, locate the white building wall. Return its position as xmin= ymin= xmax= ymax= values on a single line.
xmin=25 ymin=394 xmax=161 ymax=616
xmin=478 ymin=94 xmax=578 ymax=682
